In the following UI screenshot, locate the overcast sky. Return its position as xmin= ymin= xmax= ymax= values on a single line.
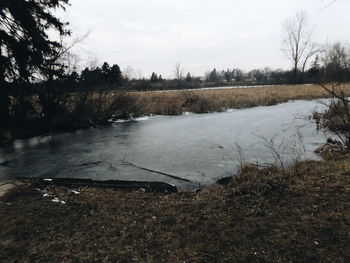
xmin=60 ymin=0 xmax=350 ymax=78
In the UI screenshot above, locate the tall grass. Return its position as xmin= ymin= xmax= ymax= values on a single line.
xmin=123 ymin=83 xmax=350 ymax=117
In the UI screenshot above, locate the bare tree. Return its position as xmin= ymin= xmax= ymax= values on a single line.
xmin=281 ymin=11 xmax=319 ymax=83
xmin=122 ymin=66 xmax=136 ymax=81
xmin=136 ymin=69 xmax=143 ymax=80
xmin=174 ymin=63 xmax=184 ymax=80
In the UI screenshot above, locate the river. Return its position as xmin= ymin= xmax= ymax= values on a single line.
xmin=0 ymin=99 xmax=327 ymax=189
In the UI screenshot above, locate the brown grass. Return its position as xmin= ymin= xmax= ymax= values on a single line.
xmin=1 ymin=158 xmax=350 ymax=262
xmin=125 ymin=83 xmax=350 ymax=116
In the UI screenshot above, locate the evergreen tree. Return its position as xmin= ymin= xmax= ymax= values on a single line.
xmin=0 ymin=0 xmax=70 ymax=126
xmin=101 ymin=62 xmax=111 ymax=82
xmin=209 ymin=68 xmax=218 ymax=82
xmin=185 ymin=72 xmax=192 ymax=82
xmin=151 ymin=72 xmax=158 ymax=82
xmin=109 ymin=64 xmax=122 ymax=85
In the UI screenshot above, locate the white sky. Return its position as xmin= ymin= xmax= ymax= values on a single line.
xmin=60 ymin=0 xmax=350 ymax=78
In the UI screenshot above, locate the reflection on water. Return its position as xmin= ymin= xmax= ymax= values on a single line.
xmin=0 ymin=99 xmax=327 ymax=188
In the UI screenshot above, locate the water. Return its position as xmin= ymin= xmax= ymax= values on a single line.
xmin=0 ymin=99 xmax=327 ymax=188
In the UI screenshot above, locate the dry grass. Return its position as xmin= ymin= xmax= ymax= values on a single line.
xmin=125 ymin=83 xmax=350 ymax=116
xmin=1 ymin=158 xmax=350 ymax=262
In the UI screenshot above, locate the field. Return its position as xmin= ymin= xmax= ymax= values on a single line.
xmin=125 ymin=83 xmax=350 ymax=116
xmin=1 ymin=158 xmax=350 ymax=262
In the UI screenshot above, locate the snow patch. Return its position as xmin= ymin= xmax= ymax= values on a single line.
xmin=114 ymin=119 xmax=130 ymax=123
xmin=51 ymin=197 xmax=66 ymax=204
xmin=114 ymin=116 xmax=152 ymax=123
xmin=134 ymin=116 xmax=150 ymax=121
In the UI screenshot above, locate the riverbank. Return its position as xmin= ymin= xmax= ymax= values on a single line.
xmin=1 ymin=83 xmax=350 ymax=144
xmin=1 ymin=158 xmax=349 ymax=262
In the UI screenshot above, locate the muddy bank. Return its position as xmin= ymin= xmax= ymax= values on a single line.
xmin=1 ymin=159 xmax=350 ymax=262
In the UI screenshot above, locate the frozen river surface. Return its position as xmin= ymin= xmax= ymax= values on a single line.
xmin=0 ymin=99 xmax=327 ymax=188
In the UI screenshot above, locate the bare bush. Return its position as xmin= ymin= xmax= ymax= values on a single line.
xmin=313 ymin=83 xmax=350 ymax=150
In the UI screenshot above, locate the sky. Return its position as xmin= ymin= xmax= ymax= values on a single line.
xmin=59 ymin=0 xmax=350 ymax=78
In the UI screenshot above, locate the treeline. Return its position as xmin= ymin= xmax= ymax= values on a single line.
xmin=0 ymin=0 xmax=133 ymax=141
xmin=59 ymin=42 xmax=350 ymax=92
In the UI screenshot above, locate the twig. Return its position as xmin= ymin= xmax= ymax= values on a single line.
xmin=319 ymin=0 xmax=338 ymax=11
xmin=76 ymin=161 xmax=118 ymax=171
xmin=120 ymin=160 xmax=194 ymax=183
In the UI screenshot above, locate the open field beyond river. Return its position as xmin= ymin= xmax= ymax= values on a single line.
xmin=125 ymin=83 xmax=350 ymax=116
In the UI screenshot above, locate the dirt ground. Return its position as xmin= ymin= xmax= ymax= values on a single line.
xmin=1 ymin=159 xmax=350 ymax=262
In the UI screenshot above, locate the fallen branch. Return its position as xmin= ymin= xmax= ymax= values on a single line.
xmin=121 ymin=160 xmax=194 ymax=183
xmin=78 ymin=161 xmax=103 ymax=167
xmin=76 ymin=161 xmax=118 ymax=171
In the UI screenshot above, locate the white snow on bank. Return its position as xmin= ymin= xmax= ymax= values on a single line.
xmin=51 ymin=197 xmax=65 ymax=204
xmin=134 ymin=116 xmax=151 ymax=121
xmin=114 ymin=115 xmax=154 ymax=123
xmin=113 ymin=119 xmax=129 ymax=123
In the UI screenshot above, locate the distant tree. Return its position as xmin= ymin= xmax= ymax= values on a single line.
xmin=174 ymin=63 xmax=184 ymax=80
xmin=224 ymin=69 xmax=232 ymax=82
xmin=185 ymin=72 xmax=192 ymax=82
xmin=322 ymin=43 xmax=350 ymax=81
xmin=109 ymin=64 xmax=123 ymax=85
xmin=307 ymin=55 xmax=321 ymax=82
xmin=232 ymin=68 xmax=244 ymax=82
xmin=65 ymin=70 xmax=80 ymax=89
xmin=208 ymin=68 xmax=219 ymax=82
xmin=150 ymin=72 xmax=158 ymax=82
xmin=122 ymin=66 xmax=136 ymax=81
xmin=101 ymin=62 xmax=111 ymax=81
xmin=80 ymin=63 xmax=122 ymax=87
xmin=281 ymin=11 xmax=319 ymax=83
xmin=248 ymin=69 xmax=267 ymax=83
xmin=81 ymin=67 xmax=91 ymax=83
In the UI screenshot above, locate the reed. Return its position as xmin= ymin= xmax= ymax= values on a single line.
xmin=125 ymin=83 xmax=350 ymax=116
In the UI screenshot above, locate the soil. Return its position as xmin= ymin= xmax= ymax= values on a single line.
xmin=1 ymin=159 xmax=350 ymax=262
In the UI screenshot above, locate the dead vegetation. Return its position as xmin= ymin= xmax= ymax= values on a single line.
xmin=125 ymin=83 xmax=350 ymax=117
xmin=1 ymin=158 xmax=350 ymax=262
xmin=313 ymin=83 xmax=350 ymax=149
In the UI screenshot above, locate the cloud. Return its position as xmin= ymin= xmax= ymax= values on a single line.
xmin=62 ymin=0 xmax=350 ymax=76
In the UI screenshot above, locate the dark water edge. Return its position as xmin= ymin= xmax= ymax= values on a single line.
xmin=0 ymin=120 xmax=104 ymax=145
